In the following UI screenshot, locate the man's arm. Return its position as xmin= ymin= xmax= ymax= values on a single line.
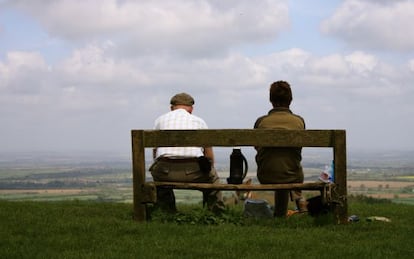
xmin=203 ymin=147 xmax=214 ymax=165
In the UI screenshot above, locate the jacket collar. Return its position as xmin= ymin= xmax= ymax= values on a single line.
xmin=268 ymin=107 xmax=292 ymax=114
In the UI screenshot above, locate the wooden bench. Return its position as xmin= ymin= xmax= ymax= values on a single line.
xmin=131 ymin=129 xmax=348 ymax=224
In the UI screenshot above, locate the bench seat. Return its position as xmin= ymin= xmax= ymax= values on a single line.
xmin=141 ymin=181 xmax=334 ymax=205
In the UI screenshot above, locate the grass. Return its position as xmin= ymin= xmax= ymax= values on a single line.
xmin=1 ymin=198 xmax=414 ymax=259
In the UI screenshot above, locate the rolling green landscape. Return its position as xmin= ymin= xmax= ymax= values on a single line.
xmin=1 ymin=150 xmax=414 ymax=258
xmin=1 ymin=149 xmax=413 ymax=204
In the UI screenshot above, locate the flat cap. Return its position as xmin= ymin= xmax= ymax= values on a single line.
xmin=170 ymin=92 xmax=195 ymax=106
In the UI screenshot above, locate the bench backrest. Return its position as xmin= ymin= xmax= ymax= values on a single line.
xmin=132 ymin=129 xmax=346 ymax=178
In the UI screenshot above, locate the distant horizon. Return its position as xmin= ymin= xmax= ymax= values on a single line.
xmin=1 ymin=139 xmax=414 ymax=155
xmin=1 ymin=146 xmax=413 ymax=154
xmin=1 ymin=147 xmax=413 ymax=165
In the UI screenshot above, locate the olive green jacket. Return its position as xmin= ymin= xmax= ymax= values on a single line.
xmin=254 ymin=107 xmax=305 ymax=184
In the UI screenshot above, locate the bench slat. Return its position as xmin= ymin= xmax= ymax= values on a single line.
xmin=135 ymin=129 xmax=339 ymax=147
xmin=151 ymin=181 xmax=331 ymax=191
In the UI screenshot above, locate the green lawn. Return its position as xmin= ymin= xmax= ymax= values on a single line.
xmin=1 ymin=198 xmax=413 ymax=259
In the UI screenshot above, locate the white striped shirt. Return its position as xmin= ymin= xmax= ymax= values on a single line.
xmin=154 ymin=108 xmax=207 ymax=157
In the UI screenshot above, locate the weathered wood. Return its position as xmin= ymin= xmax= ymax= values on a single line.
xmin=131 ymin=129 xmax=348 ymax=224
xmin=151 ymin=181 xmax=331 ymax=191
xmin=141 ymin=182 xmax=157 ymax=203
xmin=133 ymin=129 xmax=337 ymax=148
xmin=141 ymin=181 xmax=333 ymax=207
xmin=332 ymin=130 xmax=348 ymax=224
xmin=131 ymin=130 xmax=147 ymax=221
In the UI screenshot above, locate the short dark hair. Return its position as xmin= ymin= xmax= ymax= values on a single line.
xmin=269 ymin=81 xmax=292 ymax=107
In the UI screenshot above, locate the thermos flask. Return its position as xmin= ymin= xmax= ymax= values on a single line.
xmin=227 ymin=147 xmax=248 ymax=184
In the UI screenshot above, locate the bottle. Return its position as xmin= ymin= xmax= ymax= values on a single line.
xmin=329 ymin=160 xmax=334 ymax=182
xmin=227 ymin=148 xmax=248 ymax=184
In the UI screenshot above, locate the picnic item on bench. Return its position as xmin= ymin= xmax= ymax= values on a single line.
xmin=227 ymin=148 xmax=248 ymax=184
xmin=319 ymin=162 xmax=334 ymax=183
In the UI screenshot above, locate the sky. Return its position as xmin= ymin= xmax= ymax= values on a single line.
xmin=0 ymin=0 xmax=413 ymax=155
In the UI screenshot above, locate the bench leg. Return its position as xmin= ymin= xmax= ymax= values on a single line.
xmin=331 ymin=184 xmax=348 ymax=224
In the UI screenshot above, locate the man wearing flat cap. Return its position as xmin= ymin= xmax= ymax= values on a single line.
xmin=150 ymin=93 xmax=225 ymax=213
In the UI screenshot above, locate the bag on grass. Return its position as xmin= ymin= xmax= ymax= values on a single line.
xmin=307 ymin=195 xmax=331 ymax=217
xmin=243 ymin=199 xmax=273 ymax=219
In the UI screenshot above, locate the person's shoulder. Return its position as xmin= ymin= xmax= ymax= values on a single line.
xmin=291 ymin=112 xmax=305 ymax=128
xmin=254 ymin=114 xmax=268 ymax=128
xmin=155 ymin=110 xmax=171 ymax=120
xmin=190 ymin=113 xmax=208 ymax=127
xmin=291 ymin=112 xmax=305 ymax=121
xmin=154 ymin=110 xmax=175 ymax=123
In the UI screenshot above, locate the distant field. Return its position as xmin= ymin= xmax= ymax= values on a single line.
xmin=1 ymin=159 xmax=413 ymax=205
xmin=397 ymin=176 xmax=414 ymax=180
xmin=1 ymin=180 xmax=413 ymax=206
xmin=347 ymin=180 xmax=414 ymax=203
xmin=348 ymin=180 xmax=414 ymax=189
xmin=0 ymin=189 xmax=88 ymax=195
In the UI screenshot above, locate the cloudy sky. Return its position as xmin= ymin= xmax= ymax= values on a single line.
xmin=1 ymin=0 xmax=413 ymax=155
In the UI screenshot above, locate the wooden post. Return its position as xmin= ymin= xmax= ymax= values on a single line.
xmin=131 ymin=130 xmax=147 ymax=221
xmin=332 ymin=130 xmax=348 ymax=224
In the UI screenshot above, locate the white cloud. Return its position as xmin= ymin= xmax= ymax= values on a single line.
xmin=409 ymin=59 xmax=414 ymax=72
xmin=57 ymin=42 xmax=150 ymax=90
xmin=255 ymin=49 xmax=398 ymax=96
xmin=344 ymin=51 xmax=378 ymax=74
xmin=0 ymin=51 xmax=49 ymax=95
xmin=8 ymin=0 xmax=290 ymax=57
xmin=321 ymin=0 xmax=414 ymax=51
xmin=258 ymin=48 xmax=311 ymax=71
xmin=307 ymin=54 xmax=349 ymax=77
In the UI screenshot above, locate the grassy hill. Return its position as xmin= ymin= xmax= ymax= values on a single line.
xmin=1 ymin=196 xmax=413 ymax=259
